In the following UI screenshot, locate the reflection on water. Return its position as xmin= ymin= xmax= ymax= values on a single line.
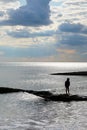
xmin=0 ymin=62 xmax=87 ymax=129
xmin=0 ymin=92 xmax=87 ymax=130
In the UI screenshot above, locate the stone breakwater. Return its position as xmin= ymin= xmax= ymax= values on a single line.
xmin=51 ymin=71 xmax=87 ymax=76
xmin=0 ymin=87 xmax=87 ymax=102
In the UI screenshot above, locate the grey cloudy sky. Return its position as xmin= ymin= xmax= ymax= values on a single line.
xmin=0 ymin=0 xmax=87 ymax=62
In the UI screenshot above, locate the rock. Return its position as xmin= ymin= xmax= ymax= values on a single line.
xmin=44 ymin=94 xmax=87 ymax=102
xmin=51 ymin=71 xmax=87 ymax=76
xmin=0 ymin=87 xmax=87 ymax=102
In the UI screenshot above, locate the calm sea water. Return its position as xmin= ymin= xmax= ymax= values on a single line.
xmin=0 ymin=62 xmax=87 ymax=130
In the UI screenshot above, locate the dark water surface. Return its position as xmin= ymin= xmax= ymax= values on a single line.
xmin=0 ymin=62 xmax=87 ymax=130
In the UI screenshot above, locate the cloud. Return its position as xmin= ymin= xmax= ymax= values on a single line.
xmin=65 ymin=1 xmax=87 ymax=6
xmin=0 ymin=11 xmax=5 ymax=17
xmin=0 ymin=0 xmax=51 ymax=26
xmin=56 ymin=22 xmax=87 ymax=48
xmin=59 ymin=22 xmax=87 ymax=34
xmin=0 ymin=0 xmax=18 ymax=3
xmin=55 ymin=21 xmax=87 ymax=61
xmin=7 ymin=29 xmax=55 ymax=38
xmin=57 ymin=48 xmax=76 ymax=54
xmin=58 ymin=33 xmax=87 ymax=46
xmin=0 ymin=0 xmax=87 ymax=62
xmin=7 ymin=29 xmax=30 ymax=38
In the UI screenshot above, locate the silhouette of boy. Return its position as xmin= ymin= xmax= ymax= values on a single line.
xmin=65 ymin=78 xmax=70 ymax=95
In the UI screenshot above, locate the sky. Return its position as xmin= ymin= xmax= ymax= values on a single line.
xmin=0 ymin=0 xmax=87 ymax=62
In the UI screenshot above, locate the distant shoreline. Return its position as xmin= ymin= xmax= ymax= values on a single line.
xmin=51 ymin=71 xmax=87 ymax=76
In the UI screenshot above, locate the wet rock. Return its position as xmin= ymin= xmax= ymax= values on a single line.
xmin=51 ymin=71 xmax=87 ymax=76
xmin=0 ymin=87 xmax=87 ymax=102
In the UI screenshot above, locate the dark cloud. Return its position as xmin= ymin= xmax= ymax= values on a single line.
xmin=57 ymin=22 xmax=87 ymax=47
xmin=59 ymin=34 xmax=87 ymax=46
xmin=7 ymin=29 xmax=54 ymax=38
xmin=7 ymin=30 xmax=30 ymax=38
xmin=0 ymin=11 xmax=4 ymax=17
xmin=0 ymin=0 xmax=51 ymax=26
xmin=59 ymin=22 xmax=87 ymax=34
xmin=55 ymin=22 xmax=87 ymax=61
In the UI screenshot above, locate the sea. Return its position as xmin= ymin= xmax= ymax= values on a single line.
xmin=0 ymin=62 xmax=87 ymax=130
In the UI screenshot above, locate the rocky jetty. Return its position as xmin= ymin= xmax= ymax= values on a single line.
xmin=0 ymin=87 xmax=52 ymax=97
xmin=0 ymin=87 xmax=25 ymax=94
xmin=51 ymin=71 xmax=87 ymax=76
xmin=42 ymin=94 xmax=87 ymax=102
xmin=0 ymin=87 xmax=87 ymax=102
